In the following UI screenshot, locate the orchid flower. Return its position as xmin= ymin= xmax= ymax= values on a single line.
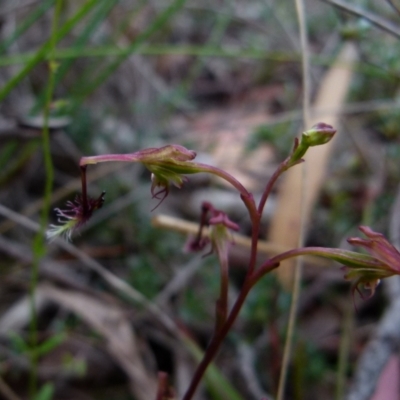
xmin=344 ymin=226 xmax=400 ymax=298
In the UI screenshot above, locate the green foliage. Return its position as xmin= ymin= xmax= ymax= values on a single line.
xmin=248 ymin=122 xmax=293 ymax=158
xmin=128 ymin=255 xmax=163 ymax=299
xmin=33 ymin=383 xmax=54 ymax=400
xmin=242 ymin=273 xmax=284 ymax=326
xmin=9 ymin=332 xmax=66 ymax=358
xmin=293 ymin=340 xmax=332 ymax=399
xmin=62 ymin=353 xmax=87 ymax=377
xmin=179 ymin=258 xmax=220 ymax=324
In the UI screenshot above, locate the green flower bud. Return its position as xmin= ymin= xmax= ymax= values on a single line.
xmin=288 ymin=122 xmax=336 ymax=166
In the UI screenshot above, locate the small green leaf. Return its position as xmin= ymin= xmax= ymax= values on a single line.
xmin=33 ymin=383 xmax=54 ymax=400
xmin=33 ymin=333 xmax=66 ymax=358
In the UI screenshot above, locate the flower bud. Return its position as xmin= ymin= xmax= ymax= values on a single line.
xmin=302 ymin=122 xmax=336 ymax=147
xmin=288 ymin=123 xmax=336 ymax=166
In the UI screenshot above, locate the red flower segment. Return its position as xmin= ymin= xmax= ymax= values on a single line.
xmin=345 ymin=226 xmax=400 ymax=297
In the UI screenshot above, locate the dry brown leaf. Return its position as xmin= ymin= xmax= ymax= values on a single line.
xmin=40 ymin=284 xmax=156 ymax=400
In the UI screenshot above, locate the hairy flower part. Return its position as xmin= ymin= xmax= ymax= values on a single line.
xmin=149 ymin=165 xmax=189 ymax=209
xmin=185 ymin=202 xmax=239 ymax=330
xmin=46 ymin=192 xmax=105 ymax=241
xmin=344 ymin=226 xmax=400 ymax=298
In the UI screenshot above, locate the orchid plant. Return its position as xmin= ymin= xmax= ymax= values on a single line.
xmin=48 ymin=123 xmax=400 ymax=400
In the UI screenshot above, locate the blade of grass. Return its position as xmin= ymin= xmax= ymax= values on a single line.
xmin=276 ymin=0 xmax=310 ymax=397
xmin=64 ymin=0 xmax=148 ymax=110
xmin=167 ymin=0 xmax=234 ymax=108
xmin=0 ymin=0 xmax=100 ymax=102
xmin=0 ymin=46 xmax=394 ymax=81
xmin=336 ymin=304 xmax=353 ymax=400
xmin=0 ymin=0 xmax=56 ymax=55
xmin=29 ymin=0 xmax=62 ymax=394
xmin=32 ymin=0 xmax=119 ymax=114
xmin=113 ymin=0 xmax=148 ymax=37
xmin=71 ymin=0 xmax=188 ymax=106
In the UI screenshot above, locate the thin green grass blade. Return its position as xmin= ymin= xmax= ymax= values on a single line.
xmin=0 ymin=0 xmax=99 ymax=102
xmin=65 ymin=0 xmax=148 ymax=107
xmin=172 ymin=0 xmax=234 ymax=105
xmin=0 ymin=46 xmax=393 ymax=81
xmin=33 ymin=383 xmax=54 ymax=400
xmin=0 ymin=0 xmax=56 ymax=54
xmin=72 ymin=0 xmax=188 ymax=105
xmin=32 ymin=0 xmax=119 ymax=113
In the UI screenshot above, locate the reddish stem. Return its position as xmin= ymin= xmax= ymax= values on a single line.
xmin=251 ymin=246 xmax=336 ymax=285
xmin=182 ymin=254 xmax=279 ymax=400
xmin=257 ymin=158 xmax=290 ymax=216
xmin=182 ymin=159 xmax=294 ymax=400
xmin=80 ymin=165 xmax=88 ymax=215
xmin=155 ymin=371 xmax=171 ymax=400
xmin=194 ymin=163 xmax=258 ymax=220
xmin=183 ymin=278 xmax=249 ymax=400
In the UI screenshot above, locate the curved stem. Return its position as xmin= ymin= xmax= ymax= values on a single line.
xmin=181 ymin=163 xmax=263 ymax=400
xmin=251 ymin=247 xmax=337 ymax=285
xmin=194 ymin=162 xmax=257 ymax=217
xmin=80 ymin=165 xmax=88 ymax=214
xmin=79 ymin=157 xmax=258 ymax=220
xmin=182 ymin=261 xmax=278 ymax=400
xmin=246 ymin=217 xmax=261 ymax=277
xmin=258 ymin=159 xmax=291 ymax=216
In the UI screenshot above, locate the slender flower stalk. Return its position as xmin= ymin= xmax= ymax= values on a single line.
xmin=155 ymin=372 xmax=174 ymax=400
xmin=81 ymin=146 xmax=257 ymax=216
xmin=252 ymin=226 xmax=400 ymax=298
xmin=183 ymin=226 xmax=399 ymax=400
xmin=186 ymin=201 xmax=239 ymax=331
xmin=258 ymin=123 xmax=336 ymax=220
